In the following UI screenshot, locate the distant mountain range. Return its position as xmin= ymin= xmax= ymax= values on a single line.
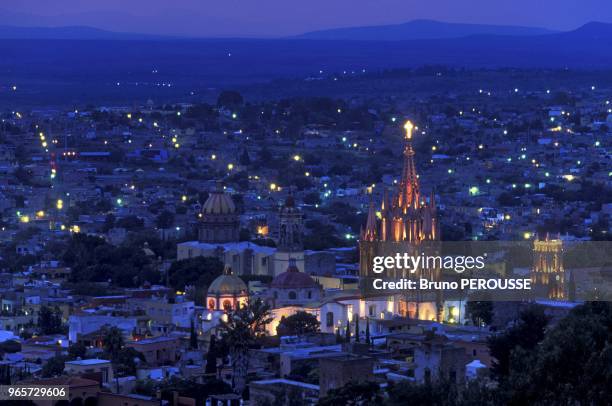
xmin=0 ymin=25 xmax=166 ymax=40
xmin=0 ymin=19 xmax=563 ymax=41
xmin=0 ymin=19 xmax=610 ymax=43
xmin=293 ymin=19 xmax=557 ymax=41
xmin=1 ymin=20 xmax=612 ymax=107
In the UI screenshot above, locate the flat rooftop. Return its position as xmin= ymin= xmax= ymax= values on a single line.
xmin=65 ymin=358 xmax=110 ymax=366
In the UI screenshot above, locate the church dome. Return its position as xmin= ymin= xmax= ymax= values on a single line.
xmin=202 ymin=182 xmax=236 ymax=215
xmin=271 ymin=259 xmax=316 ymax=289
xmin=208 ymin=266 xmax=247 ymax=296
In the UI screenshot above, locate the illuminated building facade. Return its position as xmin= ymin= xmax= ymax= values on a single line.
xmin=359 ymin=120 xmax=442 ymax=320
xmin=531 ymin=235 xmax=565 ymax=300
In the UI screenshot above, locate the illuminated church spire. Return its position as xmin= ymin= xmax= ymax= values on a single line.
xmin=360 ymin=119 xmax=438 ymax=245
xmin=359 ymin=119 xmax=442 ymax=320
xmin=362 ymin=197 xmax=378 ymax=242
xmin=396 ymin=120 xmax=420 ymax=211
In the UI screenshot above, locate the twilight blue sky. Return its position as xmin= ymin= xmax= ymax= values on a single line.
xmin=3 ymin=0 xmax=612 ymax=37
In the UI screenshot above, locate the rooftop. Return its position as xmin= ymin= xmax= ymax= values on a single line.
xmin=65 ymin=358 xmax=111 ymax=366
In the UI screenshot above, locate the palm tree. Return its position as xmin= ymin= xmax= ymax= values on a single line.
xmin=101 ymin=326 xmax=124 ymax=360
xmin=218 ymin=298 xmax=272 ymax=395
xmin=345 ymin=320 xmax=350 ymax=342
xmin=190 ymin=319 xmax=198 ymax=349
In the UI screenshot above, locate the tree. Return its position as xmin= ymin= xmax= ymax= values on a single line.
xmin=136 ymin=376 xmax=231 ymax=405
xmin=41 ymin=355 xmax=66 ymax=378
xmin=345 ymin=321 xmax=350 ymax=342
xmin=103 ymin=213 xmax=115 ymax=232
xmin=276 ymin=311 xmax=320 ymax=337
xmin=218 ymin=298 xmax=272 ymax=395
xmin=67 ymin=342 xmax=87 ymax=360
xmin=102 ymin=326 xmax=124 ymax=360
xmin=62 ymin=233 xmax=159 ymax=288
xmin=37 ymin=306 xmax=63 ymax=335
xmin=114 ymin=347 xmax=144 ymax=377
xmin=168 ymin=257 xmax=224 ymax=291
xmin=217 ymin=90 xmax=243 ymax=108
xmin=318 ymin=381 xmax=382 ymax=406
xmin=499 ymin=302 xmax=612 ymax=405
xmin=205 ymin=335 xmax=219 ymax=375
xmin=365 ymin=318 xmax=370 ymax=345
xmin=156 ymin=210 xmax=175 ymax=229
xmin=0 ymin=340 xmax=21 ymax=354
xmin=466 ymin=301 xmax=493 ymax=326
xmin=115 ymin=215 xmax=144 ymax=230
xmin=239 ymin=149 xmax=251 ymax=166
xmin=190 ymin=319 xmax=198 ymax=349
xmin=488 ymin=304 xmax=549 ymax=378
xmin=387 ymin=378 xmax=463 ymax=406
xmin=354 ymin=317 xmax=360 ymax=342
xmin=100 ymin=326 xmax=144 ymax=376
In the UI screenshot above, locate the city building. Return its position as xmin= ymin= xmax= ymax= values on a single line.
xmin=198 ymin=182 xmax=240 ymax=243
xmin=531 ymin=235 xmax=566 ymax=299
xmin=206 ymin=265 xmax=249 ymax=311
xmin=274 ymin=194 xmax=305 ymax=275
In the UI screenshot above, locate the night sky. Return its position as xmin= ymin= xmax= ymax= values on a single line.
xmin=4 ymin=0 xmax=612 ymax=37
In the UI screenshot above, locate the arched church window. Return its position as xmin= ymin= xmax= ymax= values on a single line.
xmin=222 ymin=300 xmax=232 ymax=310
xmin=208 ymin=299 xmax=216 ymax=310
xmin=288 ymin=291 xmax=297 ymax=300
xmin=326 ymin=312 xmax=334 ymax=327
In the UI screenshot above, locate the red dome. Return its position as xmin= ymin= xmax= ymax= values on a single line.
xmin=271 ymin=261 xmax=316 ymax=289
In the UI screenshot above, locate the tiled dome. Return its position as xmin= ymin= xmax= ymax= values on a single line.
xmin=271 ymin=259 xmax=316 ymax=289
xmin=208 ymin=265 xmax=247 ymax=296
xmin=202 ymin=182 xmax=236 ymax=214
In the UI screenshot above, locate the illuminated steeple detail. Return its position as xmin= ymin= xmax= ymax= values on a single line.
xmin=396 ymin=121 xmax=420 ymax=212
xmin=360 ymin=120 xmax=438 ymax=244
xmin=363 ymin=199 xmax=378 ymax=242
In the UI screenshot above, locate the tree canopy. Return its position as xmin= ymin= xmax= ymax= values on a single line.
xmin=167 ymin=256 xmax=224 ymax=291
xmin=276 ymin=311 xmax=320 ymax=337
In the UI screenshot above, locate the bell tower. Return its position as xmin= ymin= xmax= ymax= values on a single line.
xmin=274 ymin=193 xmax=305 ymax=276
